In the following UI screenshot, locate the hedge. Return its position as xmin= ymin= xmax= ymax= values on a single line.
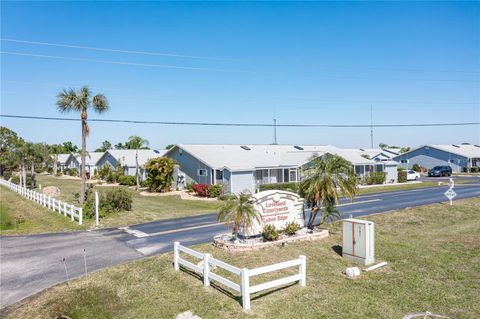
xmin=259 ymin=182 xmax=299 ymax=193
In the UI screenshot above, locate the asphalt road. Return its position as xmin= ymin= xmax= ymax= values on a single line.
xmin=1 ymin=181 xmax=479 ymax=309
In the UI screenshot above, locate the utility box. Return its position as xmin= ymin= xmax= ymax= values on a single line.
xmin=343 ymin=218 xmax=375 ymax=265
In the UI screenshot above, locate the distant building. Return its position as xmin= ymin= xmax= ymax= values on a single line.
xmin=58 ymin=153 xmax=80 ymax=172
xmin=166 ymin=144 xmax=395 ymax=194
xmin=95 ymin=149 xmax=167 ymax=180
xmin=346 ymin=148 xmax=400 ymax=162
xmin=74 ymin=152 xmax=104 ymax=178
xmin=393 ymin=144 xmax=480 ymax=172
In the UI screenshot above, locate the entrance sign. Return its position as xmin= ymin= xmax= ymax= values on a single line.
xmin=239 ymin=190 xmax=304 ymax=237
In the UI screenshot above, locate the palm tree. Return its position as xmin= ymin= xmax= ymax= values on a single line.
xmin=299 ymin=153 xmax=358 ymax=229
xmin=217 ymin=193 xmax=261 ymax=239
xmin=57 ymin=86 xmax=109 ymax=204
xmin=127 ymin=135 xmax=149 ymax=190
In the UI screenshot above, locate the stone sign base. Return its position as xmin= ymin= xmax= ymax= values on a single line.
xmin=213 ymin=228 xmax=329 ymax=253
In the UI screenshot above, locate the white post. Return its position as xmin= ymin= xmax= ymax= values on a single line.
xmin=203 ymin=253 xmax=211 ymax=287
xmin=70 ymin=205 xmax=74 ymax=221
xmin=241 ymin=268 xmax=250 ymax=311
xmin=299 ymin=255 xmax=306 ymax=287
xmin=39 ymin=184 xmax=42 ymax=192
xmin=173 ymin=242 xmax=179 ymax=271
xmin=79 ymin=207 xmax=83 ymax=225
xmin=63 ymin=202 xmax=67 ymax=216
xmin=47 ymin=196 xmax=51 ymax=209
xmin=95 ymin=191 xmax=99 ymax=226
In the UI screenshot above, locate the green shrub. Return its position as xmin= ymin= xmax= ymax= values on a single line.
xmin=65 ymin=167 xmax=78 ymax=176
xmin=83 ymin=188 xmax=132 ymax=219
xmin=118 ymin=175 xmax=136 ymax=186
xmin=462 ymin=167 xmax=469 ymax=173
xmin=140 ymin=180 xmax=148 ymax=188
xmin=262 ymin=224 xmax=279 ymax=241
xmin=218 ymin=194 xmax=235 ymax=201
xmin=283 ymin=221 xmax=301 ymax=236
xmin=144 ymin=157 xmax=177 ymax=192
xmin=469 ymin=167 xmax=479 ymax=173
xmin=398 ymin=170 xmax=407 ymax=183
xmin=10 ymin=174 xmax=36 ymax=188
xmin=186 ymin=181 xmax=196 ymax=192
xmin=259 ymin=182 xmax=299 ymax=193
xmin=207 ymin=184 xmax=223 ymax=198
xmin=363 ymin=172 xmax=386 ymax=185
xmin=10 ymin=175 xmax=19 ymax=185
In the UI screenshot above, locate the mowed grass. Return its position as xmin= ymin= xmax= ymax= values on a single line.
xmin=357 ymin=177 xmax=474 ymax=195
xmin=5 ymin=197 xmax=479 ymax=319
xmin=0 ymin=187 xmax=86 ymax=235
xmin=35 ymin=175 xmax=220 ymax=228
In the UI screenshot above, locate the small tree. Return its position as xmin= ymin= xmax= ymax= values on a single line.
xmin=144 ymin=157 xmax=176 ymax=192
xmin=217 ymin=192 xmax=261 ymax=239
xmin=127 ymin=135 xmax=149 ymax=190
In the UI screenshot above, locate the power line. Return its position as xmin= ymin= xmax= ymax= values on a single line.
xmin=2 ymin=38 xmax=477 ymax=74
xmin=0 ymin=38 xmax=232 ymax=61
xmin=2 ymin=51 xmax=478 ymax=82
xmin=1 ymin=114 xmax=479 ymax=128
xmin=0 ymin=51 xmax=252 ymax=73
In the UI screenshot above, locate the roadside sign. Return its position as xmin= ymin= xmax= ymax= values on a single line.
xmin=444 ymin=188 xmax=457 ymax=205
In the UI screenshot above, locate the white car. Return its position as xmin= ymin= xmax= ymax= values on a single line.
xmin=406 ymin=170 xmax=421 ymax=181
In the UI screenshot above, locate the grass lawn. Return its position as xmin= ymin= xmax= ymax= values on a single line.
xmin=357 ymin=178 xmax=474 ymax=195
xmin=34 ymin=174 xmax=220 ymax=228
xmin=5 ymin=197 xmax=479 ymax=318
xmin=0 ymin=187 xmax=86 ymax=235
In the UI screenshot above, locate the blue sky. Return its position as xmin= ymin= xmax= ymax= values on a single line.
xmin=1 ymin=1 xmax=479 ymax=150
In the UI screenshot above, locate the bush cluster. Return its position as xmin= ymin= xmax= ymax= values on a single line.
xmin=10 ymin=174 xmax=36 ymax=188
xmin=118 ymin=175 xmax=136 ymax=186
xmin=64 ymin=168 xmax=78 ymax=176
xmin=283 ymin=222 xmax=301 ymax=236
xmin=463 ymin=166 xmax=479 ymax=173
xmin=262 ymin=224 xmax=279 ymax=241
xmin=398 ymin=170 xmax=407 ymax=183
xmin=192 ymin=183 xmax=223 ymax=198
xmin=96 ymin=164 xmax=124 ymax=183
xmin=186 ymin=181 xmax=196 ymax=193
xmin=144 ymin=157 xmax=176 ymax=192
xmin=363 ymin=172 xmax=386 ymax=185
xmin=83 ymin=188 xmax=133 ymax=219
xmin=412 ymin=164 xmax=427 ymax=173
xmin=259 ymin=182 xmax=299 ymax=193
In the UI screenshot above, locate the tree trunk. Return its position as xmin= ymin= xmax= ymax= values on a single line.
xmin=53 ymin=154 xmax=58 ymax=175
xmin=31 ymin=159 xmax=35 ymax=189
xmin=307 ymin=207 xmax=319 ymax=229
xmin=80 ymin=113 xmax=87 ymax=204
xmin=135 ymin=149 xmax=139 ymax=190
xmin=22 ymin=157 xmax=27 ymax=188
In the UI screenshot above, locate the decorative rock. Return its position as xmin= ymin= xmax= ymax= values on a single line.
xmin=42 ymin=186 xmax=61 ymax=197
xmin=176 ymin=311 xmax=202 ymax=319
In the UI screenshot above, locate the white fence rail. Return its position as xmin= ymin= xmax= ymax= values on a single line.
xmin=173 ymin=241 xmax=306 ymax=311
xmin=0 ymin=179 xmax=83 ymax=225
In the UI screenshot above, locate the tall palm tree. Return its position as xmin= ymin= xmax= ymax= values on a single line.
xmin=217 ymin=193 xmax=261 ymax=239
xmin=56 ymin=86 xmax=109 ymax=204
xmin=127 ymin=135 xmax=149 ymax=190
xmin=299 ymin=153 xmax=358 ymax=229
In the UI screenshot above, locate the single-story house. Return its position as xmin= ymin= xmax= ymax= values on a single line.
xmin=74 ymin=152 xmax=105 ymax=178
xmin=393 ymin=144 xmax=480 ymax=172
xmin=165 ymin=144 xmax=394 ymax=194
xmin=347 ymin=148 xmax=400 ymax=162
xmin=95 ymin=149 xmax=167 ymax=180
xmin=61 ymin=153 xmax=80 ymax=172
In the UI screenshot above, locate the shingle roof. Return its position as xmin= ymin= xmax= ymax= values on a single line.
xmin=98 ymin=149 xmax=167 ymax=167
xmin=169 ymin=144 xmax=377 ymax=171
xmin=57 ymin=153 xmax=72 ymax=164
xmin=75 ymin=152 xmax=105 ymax=166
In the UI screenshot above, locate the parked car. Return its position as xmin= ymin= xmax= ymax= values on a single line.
xmin=428 ymin=166 xmax=452 ymax=177
xmin=406 ymin=170 xmax=421 ymax=181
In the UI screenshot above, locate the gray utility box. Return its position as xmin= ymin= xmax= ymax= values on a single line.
xmin=343 ymin=218 xmax=375 ymax=265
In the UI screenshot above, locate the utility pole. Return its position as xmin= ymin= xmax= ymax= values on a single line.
xmin=273 ymin=118 xmax=277 ymax=145
xmin=370 ymin=105 xmax=374 ymax=148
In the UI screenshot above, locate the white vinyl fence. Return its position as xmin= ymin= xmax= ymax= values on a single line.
xmin=0 ymin=179 xmax=83 ymax=225
xmin=173 ymin=241 xmax=306 ymax=311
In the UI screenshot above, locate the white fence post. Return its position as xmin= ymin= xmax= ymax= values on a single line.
xmin=299 ymin=255 xmax=306 ymax=287
xmin=95 ymin=191 xmax=99 ymax=226
xmin=241 ymin=268 xmax=250 ymax=311
xmin=63 ymin=202 xmax=67 ymax=217
xmin=173 ymin=242 xmax=179 ymax=271
xmin=70 ymin=204 xmax=74 ymax=221
xmin=78 ymin=207 xmax=83 ymax=225
xmin=203 ymin=253 xmax=211 ymax=287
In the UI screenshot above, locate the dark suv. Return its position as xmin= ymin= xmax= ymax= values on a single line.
xmin=428 ymin=166 xmax=452 ymax=177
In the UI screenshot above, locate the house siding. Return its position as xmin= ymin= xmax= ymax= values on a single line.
xmin=394 ymin=146 xmax=468 ymax=172
xmin=97 ymin=153 xmax=118 ymax=169
xmin=168 ymin=147 xmax=212 ymax=185
xmin=231 ymin=171 xmax=255 ymax=194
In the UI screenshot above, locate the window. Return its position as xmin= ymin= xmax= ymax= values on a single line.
xmin=400 ymin=159 xmax=408 ymax=163
xmin=289 ymin=168 xmax=297 ymax=182
xmin=449 ymin=159 xmax=455 ymax=163
xmin=216 ymin=170 xmax=223 ymax=180
xmin=197 ymin=169 xmax=207 ymax=176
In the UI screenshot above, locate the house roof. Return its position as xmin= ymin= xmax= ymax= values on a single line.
xmin=97 ymin=149 xmax=167 ymax=167
xmin=167 ymin=144 xmax=377 ymax=171
xmin=75 ymin=152 xmax=105 ymax=166
xmin=345 ymin=148 xmax=398 ymax=160
xmin=394 ymin=144 xmax=480 ymax=159
xmin=57 ymin=153 xmax=73 ymax=164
